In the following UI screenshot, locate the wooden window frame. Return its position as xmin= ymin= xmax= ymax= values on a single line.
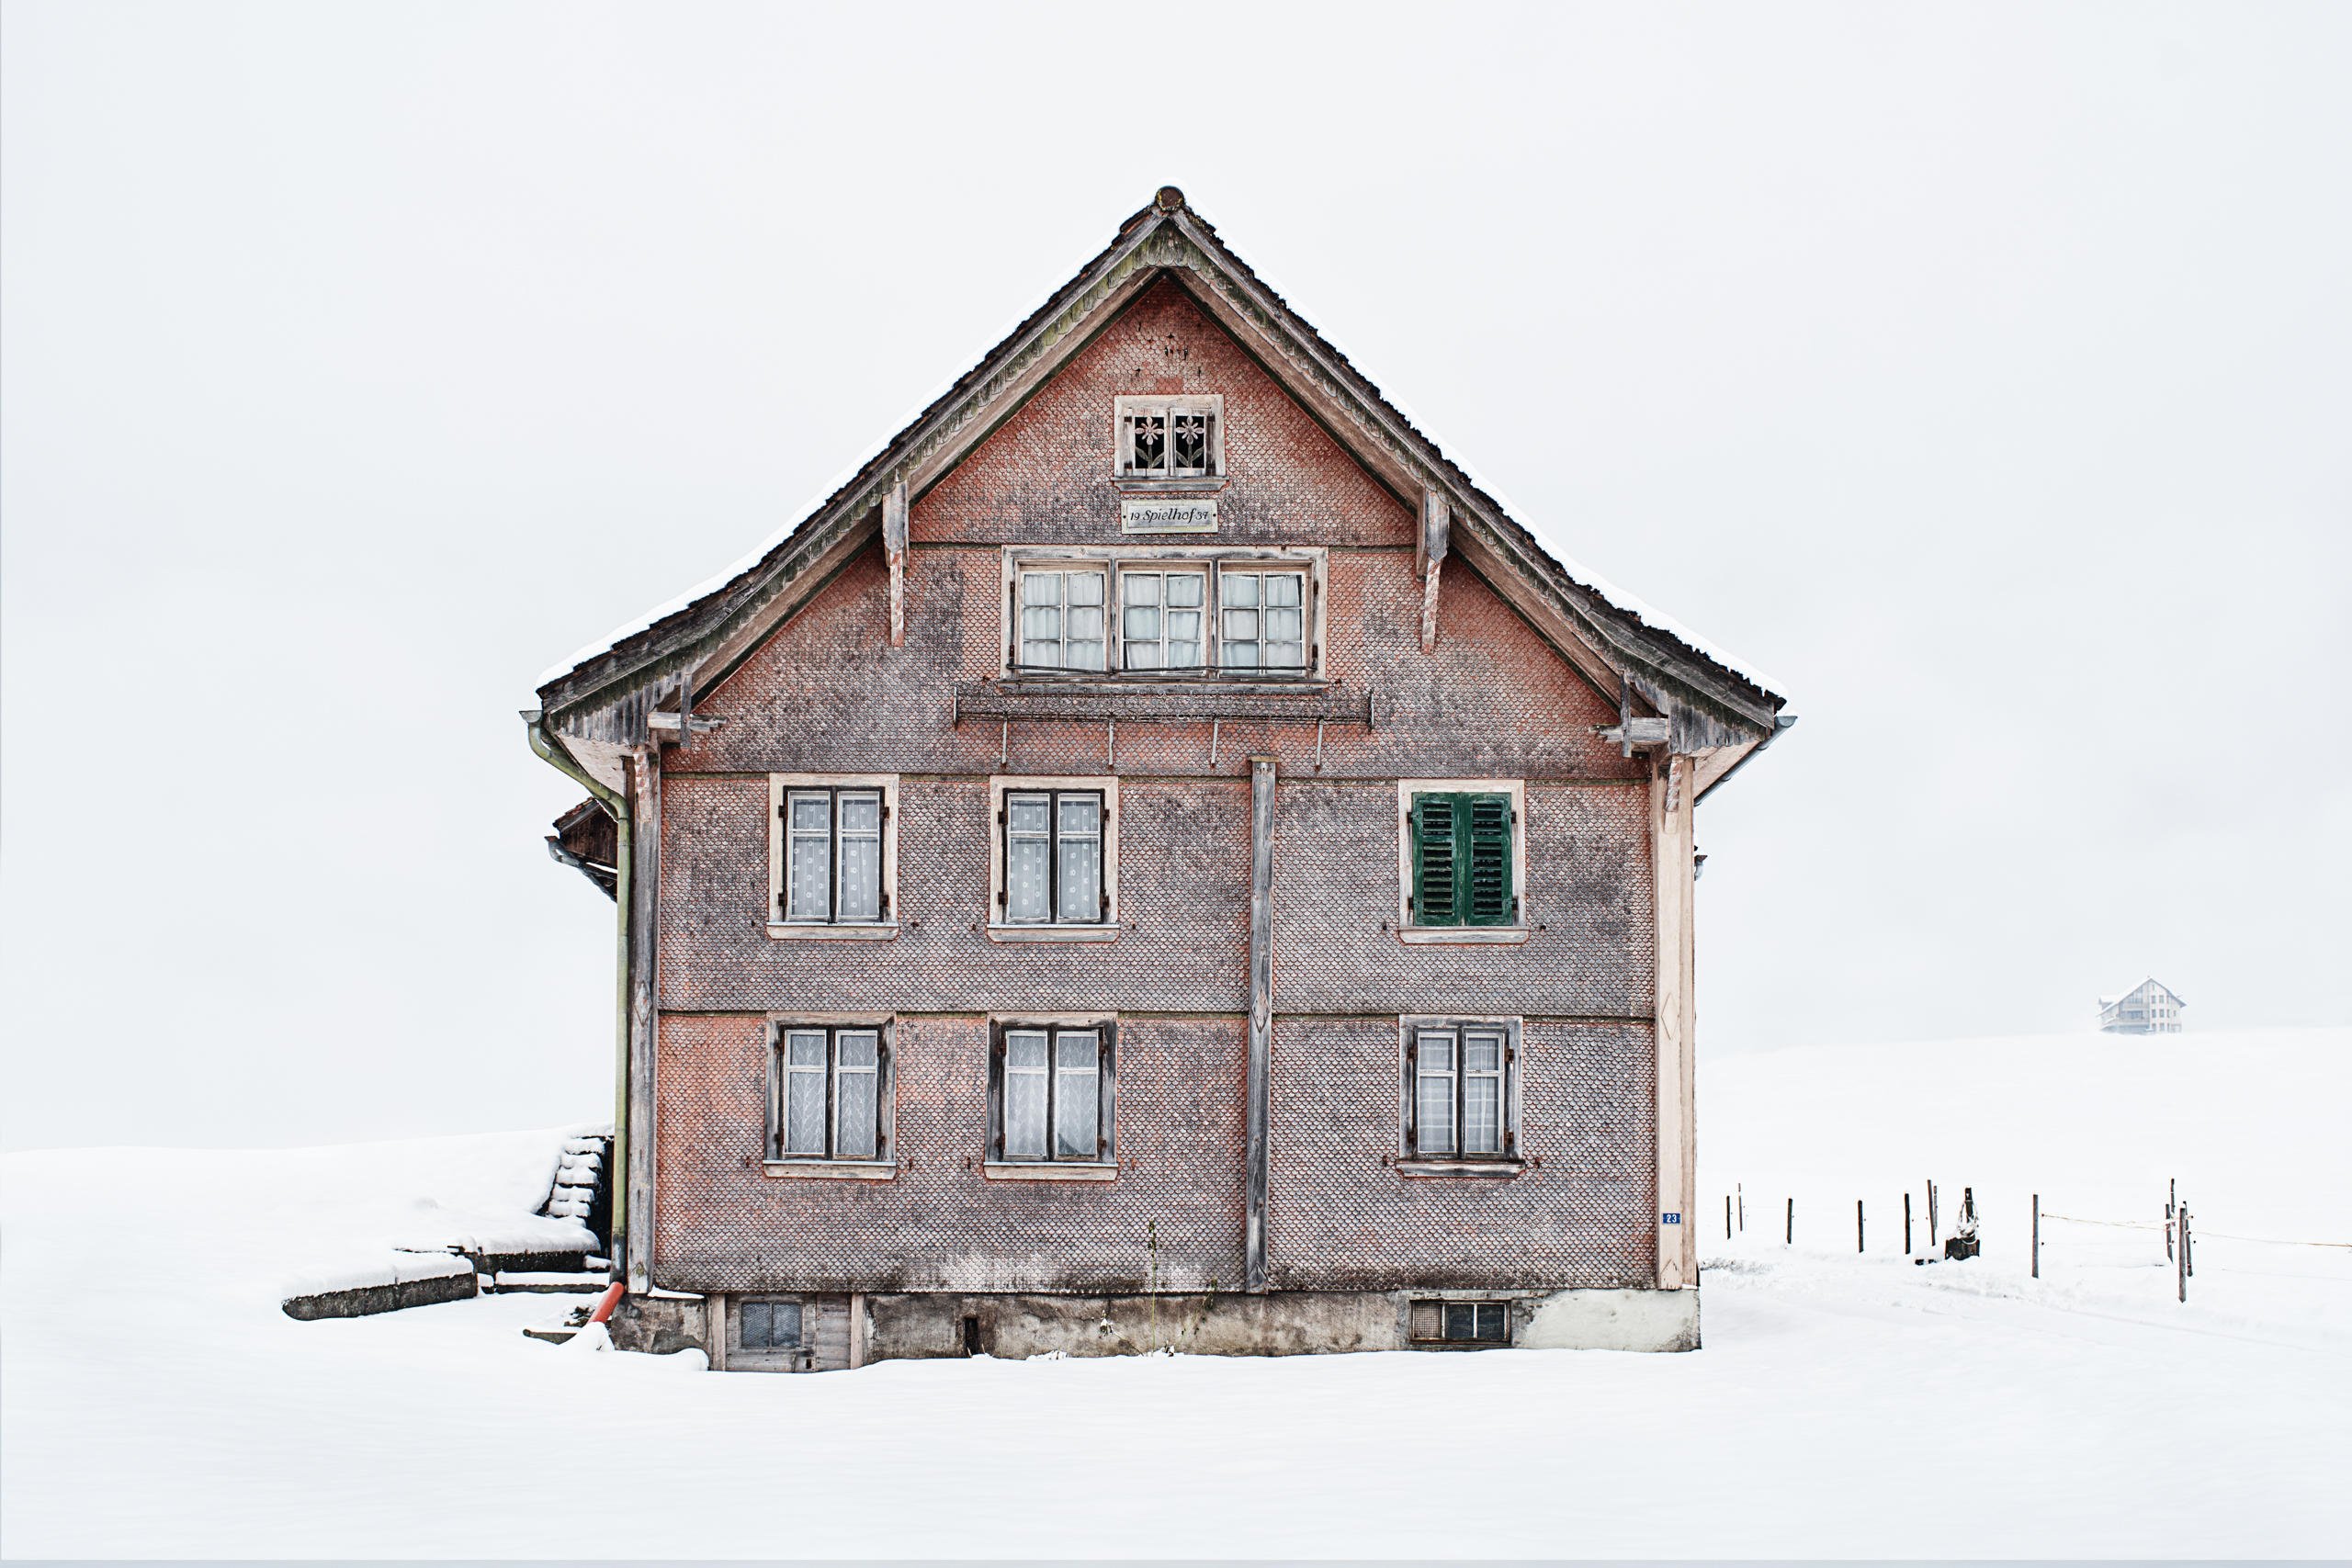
xmin=1398 ymin=1016 xmax=1521 ymax=1169
xmin=986 ymin=775 xmax=1120 ymax=942
xmin=985 ymin=1016 xmax=1117 ymax=1176
xmin=1395 ymin=779 xmax=1530 ymax=944
xmin=763 ymin=1019 xmax=897 ymax=1175
xmin=1408 ymin=1299 xmax=1514 ymax=1348
xmin=1012 ymin=565 xmax=1112 ymax=672
xmin=1114 ymin=394 xmax=1224 ymax=483
xmin=1115 ymin=566 xmax=1212 ymax=672
xmin=1000 ymin=547 xmax=1325 ymax=682
xmin=766 ymin=774 xmax=899 ymax=940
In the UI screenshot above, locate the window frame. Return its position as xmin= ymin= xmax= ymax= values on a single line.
xmin=766 ymin=774 xmax=899 ymax=940
xmin=1397 ymin=1016 xmax=1521 ymax=1168
xmin=1114 ymin=394 xmax=1224 ymax=483
xmin=1395 ymin=779 xmax=1530 ymax=944
xmin=1408 ymin=1298 xmax=1514 ymax=1348
xmin=985 ymin=1016 xmax=1117 ymax=1176
xmin=1013 ymin=564 xmax=1112 ymax=672
xmin=1000 ymin=547 xmax=1326 ymax=682
xmin=763 ymin=1018 xmax=897 ymax=1175
xmin=986 ymin=775 xmax=1120 ymax=942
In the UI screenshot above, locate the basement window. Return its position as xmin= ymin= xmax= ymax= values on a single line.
xmin=741 ymin=1300 xmax=804 ymax=1350
xmin=1400 ymin=1019 xmax=1520 ymax=1164
xmin=1409 ymin=1301 xmax=1511 ymax=1347
xmin=771 ymin=1023 xmax=894 ymax=1164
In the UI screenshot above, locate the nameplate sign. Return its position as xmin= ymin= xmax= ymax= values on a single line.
xmin=1121 ymin=497 xmax=1218 ymax=534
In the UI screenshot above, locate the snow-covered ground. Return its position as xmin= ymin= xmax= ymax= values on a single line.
xmin=4 ymin=1029 xmax=2346 ymax=1559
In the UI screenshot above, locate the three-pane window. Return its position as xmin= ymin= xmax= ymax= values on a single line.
xmin=991 ymin=1022 xmax=1114 ymax=1163
xmin=1010 ymin=559 xmax=1313 ymax=676
xmin=781 ymin=788 xmax=887 ymax=923
xmin=1410 ymin=1301 xmax=1510 ymax=1345
xmin=775 ymin=1025 xmax=889 ymax=1162
xmin=1003 ymin=790 xmax=1105 ymax=925
xmin=1405 ymin=1021 xmax=1516 ymax=1160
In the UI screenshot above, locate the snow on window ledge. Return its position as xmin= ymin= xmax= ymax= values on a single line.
xmin=1395 ymin=925 xmax=1530 ymax=946
xmin=981 ymin=1161 xmax=1118 ymax=1182
xmin=766 ymin=922 xmax=899 ymax=942
xmin=763 ymin=1160 xmax=898 ymax=1181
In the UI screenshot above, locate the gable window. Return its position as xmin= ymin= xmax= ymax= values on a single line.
xmin=988 ymin=1020 xmax=1116 ymax=1168
xmin=771 ymin=1023 xmax=894 ymax=1164
xmin=1401 ymin=1019 xmax=1519 ymax=1164
xmin=1018 ymin=569 xmax=1107 ymax=670
xmin=1406 ymin=789 xmax=1516 ymax=928
xmin=768 ymin=775 xmax=899 ymax=938
xmin=1217 ymin=568 xmax=1306 ymax=670
xmin=1119 ymin=570 xmax=1207 ymax=670
xmin=1115 ymin=396 xmax=1222 ymax=480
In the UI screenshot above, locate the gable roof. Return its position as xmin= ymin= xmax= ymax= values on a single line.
xmin=530 ymin=187 xmax=1791 ymax=785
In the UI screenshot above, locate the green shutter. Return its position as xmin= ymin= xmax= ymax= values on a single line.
xmin=1464 ymin=794 xmax=1513 ymax=926
xmin=1411 ymin=795 xmax=1459 ymax=924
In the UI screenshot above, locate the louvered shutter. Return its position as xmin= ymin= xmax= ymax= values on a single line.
xmin=1411 ymin=795 xmax=1459 ymax=925
xmin=1464 ymin=794 xmax=1513 ymax=926
xmin=1095 ymin=1025 xmax=1115 ymax=1161
xmin=1402 ymin=1036 xmax=1419 ymax=1153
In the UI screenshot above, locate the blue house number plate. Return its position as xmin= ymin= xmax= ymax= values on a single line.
xmin=1661 ymin=1213 xmax=1682 ymax=1224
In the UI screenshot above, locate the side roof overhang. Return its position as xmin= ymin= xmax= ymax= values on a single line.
xmin=530 ymin=187 xmax=1791 ymax=795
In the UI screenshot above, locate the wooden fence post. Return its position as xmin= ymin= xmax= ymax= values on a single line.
xmin=1726 ymin=1194 xmax=1733 ymax=1240
xmin=1905 ymin=1191 xmax=1913 ymax=1255
xmin=1786 ymin=1197 xmax=1793 ymax=1246
xmin=2031 ymin=1194 xmax=2040 ymax=1279
xmin=2177 ymin=1204 xmax=2188 ymax=1303
xmin=1857 ymin=1200 xmax=1864 ymax=1254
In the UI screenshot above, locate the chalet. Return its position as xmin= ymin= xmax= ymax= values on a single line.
xmin=526 ymin=187 xmax=1792 ymax=1369
xmin=2098 ymin=978 xmax=2185 ymax=1034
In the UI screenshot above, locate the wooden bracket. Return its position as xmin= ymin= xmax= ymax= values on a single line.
xmin=1419 ymin=489 xmax=1450 ymax=654
xmin=882 ymin=481 xmax=910 ymax=649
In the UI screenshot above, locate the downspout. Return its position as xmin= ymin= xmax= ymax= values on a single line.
xmin=523 ymin=711 xmax=633 ymax=1283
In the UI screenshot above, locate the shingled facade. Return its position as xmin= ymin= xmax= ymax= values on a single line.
xmin=529 ymin=188 xmax=1792 ymax=1368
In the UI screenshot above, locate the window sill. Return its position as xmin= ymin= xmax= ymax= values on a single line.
xmin=1111 ymin=477 xmax=1226 ymax=496
xmin=767 ymin=922 xmax=899 ymax=942
xmin=1395 ymin=925 xmax=1531 ymax=946
xmin=1393 ymin=1159 xmax=1527 ymax=1179
xmin=763 ymin=1160 xmax=898 ymax=1181
xmin=986 ymin=923 xmax=1120 ymax=944
xmin=982 ymin=1162 xmax=1118 ymax=1182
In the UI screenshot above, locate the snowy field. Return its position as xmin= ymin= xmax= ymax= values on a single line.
xmin=4 ymin=1028 xmax=2346 ymax=1560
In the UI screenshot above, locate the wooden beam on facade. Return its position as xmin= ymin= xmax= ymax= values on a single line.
xmin=1650 ymin=751 xmax=1698 ymax=1291
xmin=625 ymin=745 xmax=661 ymax=1295
xmin=1419 ymin=490 xmax=1450 ymax=655
xmin=1245 ymin=756 xmax=1276 ymax=1293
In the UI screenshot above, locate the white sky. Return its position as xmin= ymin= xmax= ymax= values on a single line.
xmin=4 ymin=3 xmax=2346 ymax=1150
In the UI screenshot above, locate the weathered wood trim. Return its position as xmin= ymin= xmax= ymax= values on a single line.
xmin=1650 ymin=751 xmax=1698 ymax=1291
xmin=763 ymin=1160 xmax=898 ymax=1180
xmin=980 ymin=1162 xmax=1119 ymax=1182
xmin=848 ymin=1293 xmax=866 ymax=1370
xmin=626 ymin=746 xmax=660 ymax=1295
xmin=766 ymin=923 xmax=900 ymax=942
xmin=882 ymin=481 xmax=909 ymax=649
xmin=1419 ymin=490 xmax=1450 ymax=653
xmin=1395 ymin=925 xmax=1532 ymax=946
xmin=1245 ymin=755 xmax=1276 ymax=1293
xmin=707 ymin=1292 xmax=729 ymax=1371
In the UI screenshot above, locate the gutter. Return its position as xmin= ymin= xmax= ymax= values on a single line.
xmin=1695 ymin=713 xmax=1798 ymax=806
xmin=523 ymin=710 xmax=634 ymax=1283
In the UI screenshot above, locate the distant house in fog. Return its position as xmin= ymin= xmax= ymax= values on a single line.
xmin=2098 ymin=978 xmax=2184 ymax=1034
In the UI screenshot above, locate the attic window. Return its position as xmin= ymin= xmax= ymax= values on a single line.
xmin=1115 ymin=396 xmax=1222 ymax=481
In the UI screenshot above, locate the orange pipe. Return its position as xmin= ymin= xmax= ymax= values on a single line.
xmin=587 ymin=1280 xmax=625 ymax=1325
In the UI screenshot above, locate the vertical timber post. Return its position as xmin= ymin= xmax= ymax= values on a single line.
xmin=625 ymin=744 xmax=661 ymax=1295
xmin=1244 ymin=756 xmax=1277 ymax=1293
xmin=2032 ymin=1195 xmax=2041 ymax=1278
xmin=1857 ymin=1200 xmax=1865 ymax=1254
xmin=1652 ymin=749 xmax=1698 ymax=1289
xmin=1905 ymin=1191 xmax=1913 ymax=1255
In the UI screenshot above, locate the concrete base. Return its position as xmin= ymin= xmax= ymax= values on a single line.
xmin=628 ymin=1284 xmax=1702 ymax=1364
xmin=1519 ymin=1286 xmax=1701 ymax=1352
xmin=281 ymin=1270 xmax=477 ymax=1321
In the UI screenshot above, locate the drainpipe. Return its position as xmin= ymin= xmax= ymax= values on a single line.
xmin=523 ymin=710 xmax=633 ymax=1284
